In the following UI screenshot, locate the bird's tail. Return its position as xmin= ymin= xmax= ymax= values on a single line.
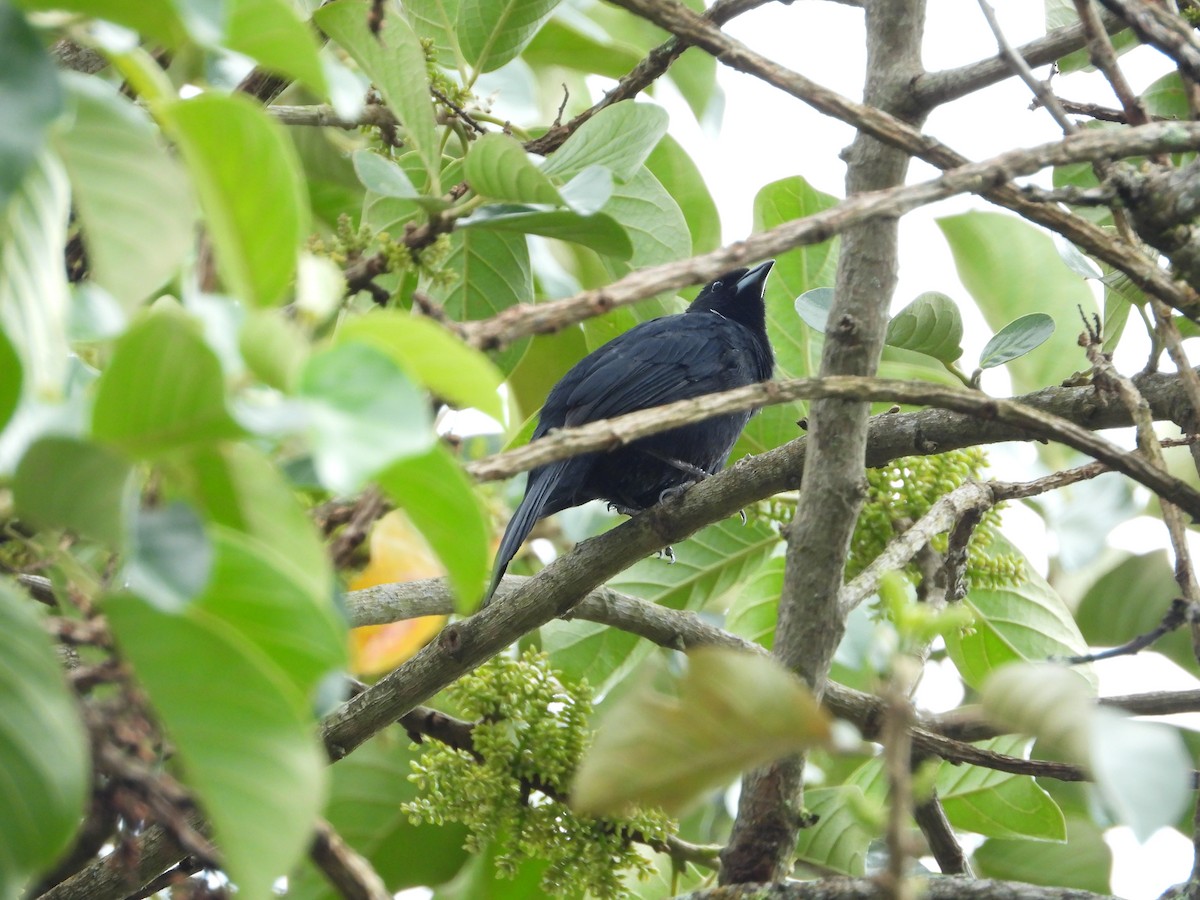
xmin=484 ymin=463 xmax=564 ymax=604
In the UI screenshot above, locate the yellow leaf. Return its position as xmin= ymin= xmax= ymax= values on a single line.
xmin=348 ymin=510 xmax=446 ymax=675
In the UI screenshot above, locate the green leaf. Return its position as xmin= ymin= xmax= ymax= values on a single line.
xmin=465 ymin=132 xmax=562 ymax=205
xmin=983 ymin=663 xmax=1191 ymax=841
xmin=13 ymin=0 xmax=190 ymax=45
xmin=457 ymin=0 xmax=561 ymax=73
xmin=286 ymin=734 xmax=471 ymax=899
xmin=523 ymin=16 xmax=643 ymax=79
xmin=537 ymin=618 xmax=649 ymax=698
xmin=1048 ymin=0 xmax=1137 ymax=73
xmin=54 ymin=73 xmax=195 ymax=310
xmin=0 ymin=149 xmax=70 ymax=397
xmin=316 ymin=0 xmax=440 ymax=181
xmin=974 ymin=815 xmax=1112 ymax=894
xmin=226 ymin=0 xmax=327 ymax=96
xmin=240 ymin=309 xmax=309 ymax=392
xmin=1090 ymin=713 xmax=1192 ymax=841
xmin=938 ymin=212 xmax=1091 ymax=391
xmin=571 ymin=647 xmax=831 ymax=816
xmin=0 ymin=325 xmax=19 ymax=428
xmin=14 ymin=436 xmax=134 ymax=545
xmin=195 ymin=527 xmax=346 ymax=695
xmin=353 ymin=149 xmax=419 ymax=199
xmin=124 ymin=501 xmax=213 ymax=612
xmin=740 ymin=175 xmax=840 ymax=454
xmin=163 ymin=93 xmax=308 ymax=307
xmin=609 ymin=516 xmax=779 ymax=612
xmin=460 ymin=204 xmax=632 ymax=259
xmin=299 ymin=342 xmax=434 ymax=493
xmin=106 ymin=593 xmax=327 ymax=900
xmin=377 ymin=444 xmax=489 ymax=612
xmin=183 ymin=443 xmax=331 ymax=603
xmin=944 ymin=541 xmax=1095 ymax=691
xmin=335 ymin=310 xmax=504 ymax=420
xmin=1076 ymin=551 xmax=1198 ymax=676
xmin=793 ymin=785 xmax=873 ymax=876
xmin=726 ymin=553 xmax=785 ymax=648
xmin=1143 ymin=72 xmax=1190 ymax=121
xmin=795 ymin=287 xmax=834 ymax=332
xmin=937 ymin=735 xmax=1066 ymax=841
xmin=600 ymin=165 xmax=690 ymax=267
xmin=885 ymin=291 xmax=964 ymax=363
xmin=979 ymin=313 xmax=1056 ymax=370
xmin=402 ymin=0 xmax=463 ymax=69
xmin=423 ymin=228 xmax=531 ymax=371
xmin=0 ymin=3 xmax=63 ymax=217
xmin=92 ymin=309 xmax=242 ymax=456
xmin=647 ymin=134 xmax=721 ymax=255
xmin=0 ymin=580 xmax=89 ymax=900
xmin=542 ymin=102 xmax=669 ymax=183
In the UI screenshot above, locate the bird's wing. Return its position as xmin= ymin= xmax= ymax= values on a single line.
xmin=559 ymin=317 xmax=733 ymax=424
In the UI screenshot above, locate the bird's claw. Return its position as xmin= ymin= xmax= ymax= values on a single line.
xmin=657 ymin=545 xmax=676 ymax=564
xmin=739 ymin=508 xmax=747 ymax=526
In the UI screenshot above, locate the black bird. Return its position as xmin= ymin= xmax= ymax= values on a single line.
xmin=487 ymin=260 xmax=775 ymax=600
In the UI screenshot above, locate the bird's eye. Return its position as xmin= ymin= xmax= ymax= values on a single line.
xmin=711 ymin=281 xmax=723 ymax=291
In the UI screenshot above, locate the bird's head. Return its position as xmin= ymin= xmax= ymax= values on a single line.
xmin=687 ymin=260 xmax=775 ymax=328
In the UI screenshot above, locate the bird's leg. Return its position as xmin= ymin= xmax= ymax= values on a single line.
xmin=739 ymin=508 xmax=747 ymax=525
xmin=656 ymin=545 xmax=676 ymax=564
xmin=606 ymin=501 xmax=643 ymax=517
xmin=640 ymin=449 xmax=710 ymax=482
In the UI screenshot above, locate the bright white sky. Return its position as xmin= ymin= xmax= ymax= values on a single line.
xmin=655 ymin=2 xmax=1199 ymax=896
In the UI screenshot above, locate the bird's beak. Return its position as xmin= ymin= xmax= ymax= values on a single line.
xmin=736 ymin=259 xmax=775 ymax=297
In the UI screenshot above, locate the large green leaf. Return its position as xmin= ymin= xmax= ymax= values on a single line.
xmin=983 ymin=663 xmax=1190 ymax=841
xmin=457 ymin=0 xmax=561 ymax=73
xmin=0 ymin=580 xmax=89 ymax=900
xmin=376 ymin=444 xmax=490 ymax=612
xmin=0 ymin=149 xmax=70 ymax=397
xmin=195 ymin=527 xmax=346 ymax=695
xmin=14 ymin=0 xmax=189 ymax=44
xmin=571 ymin=647 xmax=830 ymax=816
xmin=424 ymin=228 xmax=531 ymax=372
xmin=335 ymin=310 xmax=504 ymax=420
xmin=13 ymin=436 xmax=134 ymax=545
xmin=885 ymin=291 xmax=964 ymax=363
xmin=542 ymin=102 xmax=669 ymax=183
xmin=945 ymin=548 xmax=1095 ymax=692
xmin=316 ymin=0 xmax=440 ymax=182
xmin=937 ymin=212 xmax=1092 ymax=392
xmin=792 ymin=785 xmax=873 ymax=876
xmin=286 ymin=734 xmax=471 ymax=899
xmin=183 ymin=443 xmax=332 ymax=603
xmin=600 ymin=165 xmax=690 ymax=267
xmin=646 ymin=134 xmax=721 ymax=255
xmin=163 ymin=93 xmax=308 ymax=307
xmin=225 ymin=0 xmax=327 ymax=95
xmin=402 ymin=0 xmax=463 ymax=69
xmin=106 ymin=593 xmax=327 ymax=900
xmin=737 ymin=175 xmax=840 ymax=455
xmin=298 ymin=342 xmax=434 ymax=493
xmin=0 ymin=3 xmax=62 ymax=217
xmin=54 ymin=73 xmax=195 ymax=310
xmin=460 ymin=204 xmax=632 ymax=259
xmin=0 ymin=326 xmax=19 ymax=429
xmin=91 ymin=309 xmax=242 ymax=456
xmin=973 ymin=815 xmax=1112 ymax=894
xmin=609 ymin=516 xmax=779 ymax=612
xmin=1076 ymin=550 xmax=1197 ymax=676
xmin=465 ymin=132 xmax=562 ymax=205
xmin=937 ymin=735 xmax=1066 ymax=841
